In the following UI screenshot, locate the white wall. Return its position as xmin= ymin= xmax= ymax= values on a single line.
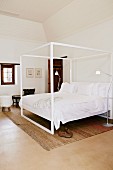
xmin=60 ymin=18 xmax=113 ymax=52
xmin=22 ymin=57 xmax=48 ymax=94
xmin=72 ymin=55 xmax=111 ymax=83
xmin=0 ymin=39 xmax=46 ymax=96
xmin=0 ymin=14 xmax=47 ymax=63
xmin=0 ymin=38 xmax=44 ymax=63
xmin=0 ymin=14 xmax=47 ymax=95
xmin=58 ymin=19 xmax=113 ymax=83
xmin=0 ymin=14 xmax=46 ymax=42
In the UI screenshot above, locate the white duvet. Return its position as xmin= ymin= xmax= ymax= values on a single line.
xmin=19 ymin=92 xmax=106 ymax=130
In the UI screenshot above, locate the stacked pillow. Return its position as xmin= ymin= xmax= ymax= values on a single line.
xmin=60 ymin=82 xmax=93 ymax=95
xmin=60 ymin=82 xmax=77 ymax=94
xmin=92 ymin=83 xmax=111 ymax=97
xmin=60 ymin=82 xmax=111 ymax=97
xmin=76 ymin=83 xmax=94 ymax=96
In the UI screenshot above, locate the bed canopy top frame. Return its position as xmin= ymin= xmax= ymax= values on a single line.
xmin=20 ymin=42 xmax=113 ymax=135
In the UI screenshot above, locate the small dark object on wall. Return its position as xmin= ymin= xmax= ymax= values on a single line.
xmin=23 ymin=89 xmax=35 ymax=96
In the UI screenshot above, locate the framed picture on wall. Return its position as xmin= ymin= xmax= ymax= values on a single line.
xmin=35 ymin=68 xmax=42 ymax=78
xmin=26 ymin=68 xmax=34 ymax=78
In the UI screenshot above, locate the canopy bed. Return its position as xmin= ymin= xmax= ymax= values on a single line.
xmin=20 ymin=42 xmax=113 ymax=134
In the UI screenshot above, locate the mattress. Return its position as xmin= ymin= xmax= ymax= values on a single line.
xmin=19 ymin=92 xmax=106 ymax=130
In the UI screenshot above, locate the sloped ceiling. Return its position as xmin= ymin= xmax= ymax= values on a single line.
xmin=0 ymin=0 xmax=74 ymax=22
xmin=0 ymin=0 xmax=113 ymax=41
xmin=43 ymin=0 xmax=113 ymax=41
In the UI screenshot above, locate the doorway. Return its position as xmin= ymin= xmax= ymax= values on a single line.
xmin=48 ymin=59 xmax=63 ymax=92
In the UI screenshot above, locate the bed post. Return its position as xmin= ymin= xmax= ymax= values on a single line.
xmin=70 ymin=59 xmax=72 ymax=83
xmin=20 ymin=55 xmax=23 ymax=116
xmin=50 ymin=42 xmax=54 ymax=134
xmin=110 ymin=53 xmax=113 ymax=120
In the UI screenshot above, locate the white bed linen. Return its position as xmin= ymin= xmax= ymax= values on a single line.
xmin=19 ymin=92 xmax=106 ymax=130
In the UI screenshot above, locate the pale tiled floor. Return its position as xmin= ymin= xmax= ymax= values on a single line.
xmin=0 ymin=108 xmax=113 ymax=170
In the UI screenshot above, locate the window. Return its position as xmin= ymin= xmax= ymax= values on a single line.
xmin=1 ymin=64 xmax=15 ymax=85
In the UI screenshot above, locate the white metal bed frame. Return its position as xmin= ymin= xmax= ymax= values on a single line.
xmin=20 ymin=42 xmax=113 ymax=134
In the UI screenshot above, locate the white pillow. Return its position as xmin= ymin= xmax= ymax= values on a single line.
xmin=92 ymin=83 xmax=110 ymax=97
xmin=60 ymin=82 xmax=75 ymax=93
xmin=71 ymin=82 xmax=78 ymax=94
xmin=77 ymin=83 xmax=93 ymax=96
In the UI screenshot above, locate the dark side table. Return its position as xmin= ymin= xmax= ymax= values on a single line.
xmin=12 ymin=95 xmax=21 ymax=107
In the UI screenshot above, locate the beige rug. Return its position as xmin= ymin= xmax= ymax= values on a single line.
xmin=4 ymin=108 xmax=113 ymax=151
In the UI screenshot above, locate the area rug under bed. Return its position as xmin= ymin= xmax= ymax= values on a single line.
xmin=4 ymin=109 xmax=113 ymax=151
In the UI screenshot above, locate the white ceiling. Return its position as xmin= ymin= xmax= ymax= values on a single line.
xmin=0 ymin=0 xmax=74 ymax=22
xmin=0 ymin=0 xmax=113 ymax=42
xmin=44 ymin=0 xmax=113 ymax=41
